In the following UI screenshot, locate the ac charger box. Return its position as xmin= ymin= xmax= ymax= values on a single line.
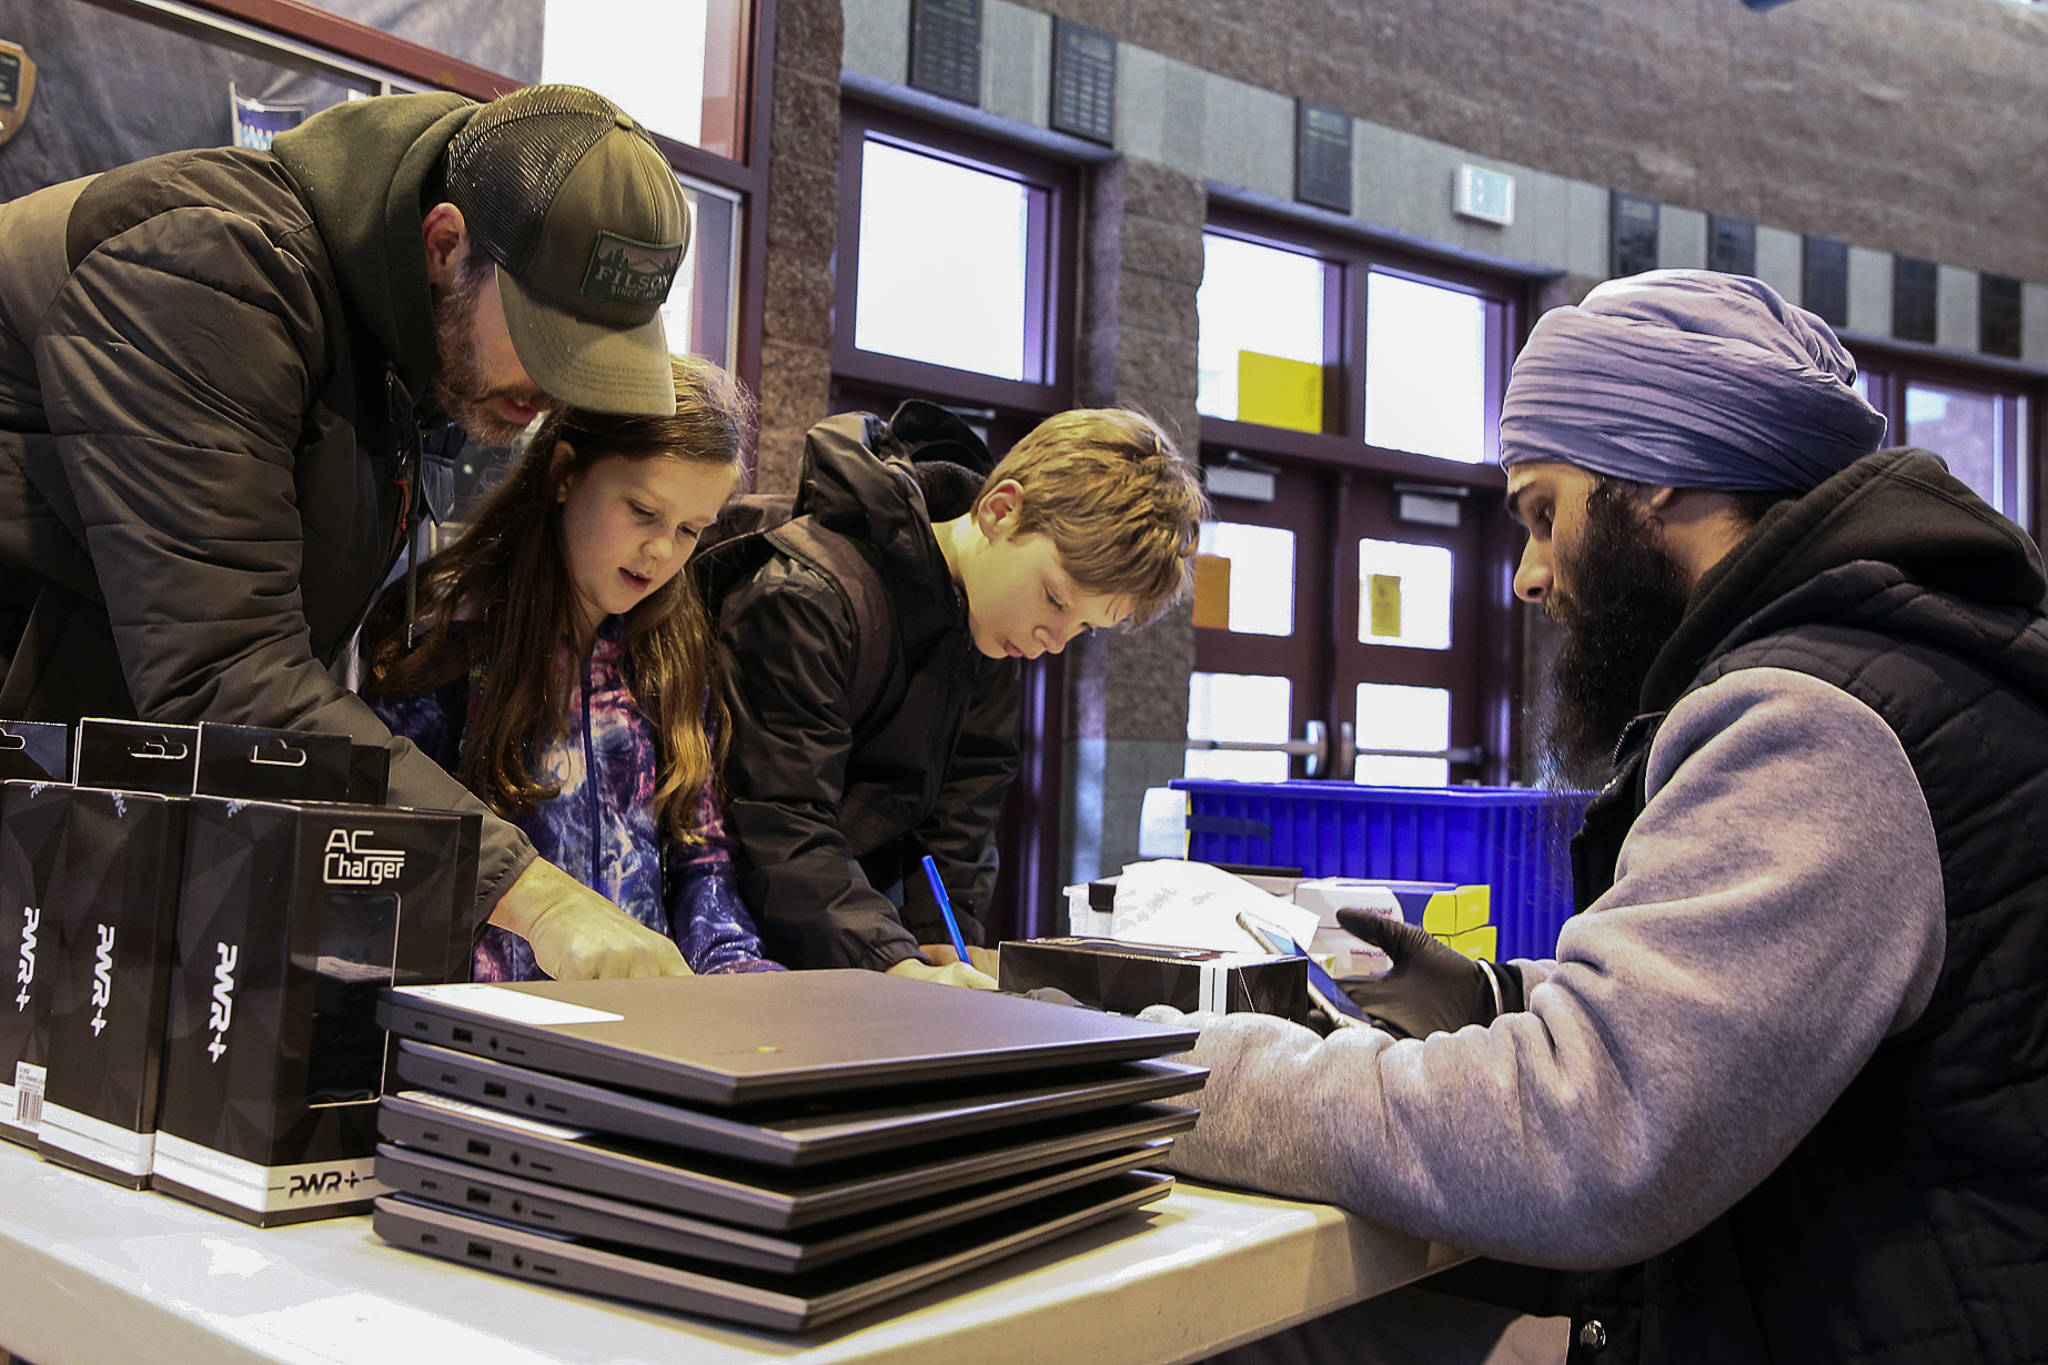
xmin=0 ymin=778 xmax=70 ymax=1145
xmin=28 ymin=718 xmax=417 ymax=1189
xmin=151 ymin=798 xmax=478 ymax=1225
xmin=35 ymin=784 xmax=189 ymax=1187
xmin=998 ymin=937 xmax=1307 ymax=1021
xmin=0 ymin=720 xmax=73 ymax=784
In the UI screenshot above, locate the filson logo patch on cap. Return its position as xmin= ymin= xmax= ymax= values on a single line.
xmin=581 ymin=230 xmax=683 ymax=309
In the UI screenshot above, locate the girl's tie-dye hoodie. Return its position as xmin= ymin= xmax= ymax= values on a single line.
xmin=368 ymin=617 xmax=782 ymax=980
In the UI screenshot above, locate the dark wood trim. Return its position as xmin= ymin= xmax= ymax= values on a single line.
xmin=654 ymin=133 xmax=766 ymax=197
xmin=731 ymin=0 xmax=773 ymax=400
xmin=1320 ymin=468 xmax=1353 ymax=766
xmin=183 ymin=0 xmax=772 ymax=396
xmin=831 ymin=349 xmax=1072 ymax=416
xmin=833 ymin=101 xmax=1079 ymax=416
xmin=1205 ymin=197 xmax=1549 ymax=296
xmin=697 ymin=0 xmax=750 ymax=162
xmin=1205 ymin=181 xmax=1556 ymax=290
xmin=1850 ymin=338 xmax=2047 ymax=539
xmin=181 ymin=0 xmax=519 ymax=98
xmin=1478 ymin=498 xmax=1524 ymax=785
xmin=840 ymin=70 xmax=1120 ymax=168
xmin=1200 ymin=416 xmax=1508 ymax=490
xmin=1002 ymin=654 xmax=1067 ymax=940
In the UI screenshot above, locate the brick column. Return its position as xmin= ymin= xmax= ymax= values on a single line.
xmin=754 ymin=0 xmax=844 ymax=493
xmin=1060 ymin=157 xmax=1208 ymax=884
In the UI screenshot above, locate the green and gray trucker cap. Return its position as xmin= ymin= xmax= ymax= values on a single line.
xmin=444 ymin=84 xmax=689 ymax=415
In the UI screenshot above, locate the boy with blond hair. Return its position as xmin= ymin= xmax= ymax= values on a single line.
xmin=697 ymin=401 xmax=1206 ymax=988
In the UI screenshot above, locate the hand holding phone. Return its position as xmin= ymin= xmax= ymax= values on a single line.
xmin=1235 ymin=912 xmax=1372 ymax=1028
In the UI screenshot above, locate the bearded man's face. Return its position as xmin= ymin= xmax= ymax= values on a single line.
xmin=1508 ymin=464 xmax=1691 ymax=784
xmin=430 ymin=252 xmax=553 ymax=445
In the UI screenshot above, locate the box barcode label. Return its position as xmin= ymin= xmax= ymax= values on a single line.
xmin=14 ymin=1061 xmax=45 ymax=1129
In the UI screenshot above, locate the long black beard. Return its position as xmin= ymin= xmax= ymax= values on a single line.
xmin=1539 ymin=482 xmax=1692 ymax=785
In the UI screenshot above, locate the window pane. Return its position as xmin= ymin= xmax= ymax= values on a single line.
xmin=1196 ymin=523 xmax=1296 ymax=636
xmin=1187 ymin=673 xmax=1292 ymax=783
xmin=663 ymin=180 xmax=740 ymax=371
xmin=1905 ymin=383 xmax=2010 ymax=513
xmin=1355 ymin=754 xmax=1451 ymax=786
xmin=1355 ymin=683 xmax=1451 ymax=787
xmin=289 ymin=0 xmax=751 ymax=156
xmin=1358 ymin=539 xmax=1454 ymax=650
xmin=1365 ymin=272 xmax=1489 ymax=464
xmin=1 ymin=2 xmax=380 ymax=197
xmin=1197 ymin=235 xmax=1326 ymax=422
xmin=542 ymin=0 xmax=708 ymax=147
xmin=854 ymin=141 xmax=1034 ymax=381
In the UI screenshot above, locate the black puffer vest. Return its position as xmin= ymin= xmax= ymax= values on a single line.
xmin=1563 ymin=450 xmax=2048 ymax=1363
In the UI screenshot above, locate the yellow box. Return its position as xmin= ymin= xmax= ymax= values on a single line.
xmin=1236 ymin=351 xmax=1323 ymax=432
xmin=1421 ymin=885 xmax=1491 ymax=937
xmin=1438 ymin=925 xmax=1498 ymax=962
xmin=1192 ymin=553 xmax=1231 ymax=630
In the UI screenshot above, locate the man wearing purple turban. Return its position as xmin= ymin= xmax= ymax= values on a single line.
xmin=1146 ymin=271 xmax=2048 ymax=1363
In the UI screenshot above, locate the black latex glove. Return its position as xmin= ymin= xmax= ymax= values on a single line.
xmin=1334 ymin=908 xmax=1524 ymax=1040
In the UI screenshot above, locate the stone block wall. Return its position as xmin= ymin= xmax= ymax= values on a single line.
xmin=1063 ymin=157 xmax=1208 ymax=881
xmin=1010 ymin=0 xmax=2048 ymax=285
xmin=756 ymin=0 xmax=847 ymax=493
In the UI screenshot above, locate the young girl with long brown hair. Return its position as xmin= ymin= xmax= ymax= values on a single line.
xmin=360 ymin=355 xmax=781 ymax=980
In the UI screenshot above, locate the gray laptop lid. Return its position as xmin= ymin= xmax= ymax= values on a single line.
xmin=374 ymin=1140 xmax=1170 ymax=1275
xmin=372 ymin=1172 xmax=1172 ymax=1333
xmin=376 ymin=1090 xmax=1195 ymax=1230
xmin=393 ymin=1039 xmax=1206 ymax=1167
xmin=376 ymin=971 xmax=1200 ymax=1105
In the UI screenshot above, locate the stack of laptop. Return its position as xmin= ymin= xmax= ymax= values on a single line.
xmin=370 ymin=970 xmax=1206 ymax=1331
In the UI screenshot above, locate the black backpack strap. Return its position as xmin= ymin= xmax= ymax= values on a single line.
xmin=767 ymin=517 xmax=897 ymax=729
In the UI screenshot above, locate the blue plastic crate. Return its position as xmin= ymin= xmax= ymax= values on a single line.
xmin=1169 ymin=780 xmax=1594 ymax=962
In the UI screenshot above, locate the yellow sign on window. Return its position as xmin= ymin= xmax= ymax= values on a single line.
xmin=1193 ymin=553 xmax=1232 ymax=630
xmin=1236 ymin=351 xmax=1323 ymax=432
xmin=1367 ymin=573 xmax=1403 ymax=638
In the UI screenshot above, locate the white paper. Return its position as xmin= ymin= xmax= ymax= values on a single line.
xmin=1111 ymin=860 xmax=1322 ymax=953
xmin=390 ymin=983 xmax=623 ymax=1028
xmin=1292 ymin=877 xmax=1405 ymax=924
xmin=1136 ymin=786 xmax=1189 ymax=859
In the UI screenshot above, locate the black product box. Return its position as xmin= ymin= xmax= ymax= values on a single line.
xmin=31 ymin=718 xmax=394 ymax=1186
xmin=73 ymin=718 xmax=200 ymax=794
xmin=195 ymin=723 xmax=356 ymax=802
xmin=152 ymin=798 xmax=478 ymax=1225
xmin=191 ymin=722 xmax=389 ymax=805
xmin=29 ymin=721 xmax=196 ymax=1182
xmin=0 ymin=779 xmax=70 ymax=1145
xmin=0 ymin=721 xmax=72 ymax=782
xmin=998 ymin=937 xmax=1308 ymax=1021
xmin=347 ymin=742 xmax=392 ymax=804
xmin=36 ymin=786 xmax=188 ymax=1187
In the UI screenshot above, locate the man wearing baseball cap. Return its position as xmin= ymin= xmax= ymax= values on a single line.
xmin=0 ymin=85 xmax=697 ymax=978
xmin=1143 ymin=272 xmax=2048 ymax=1360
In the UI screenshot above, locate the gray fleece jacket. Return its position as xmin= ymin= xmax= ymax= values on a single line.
xmin=1146 ymin=664 xmax=1944 ymax=1270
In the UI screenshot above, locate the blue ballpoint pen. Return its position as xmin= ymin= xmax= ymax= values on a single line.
xmin=920 ymin=854 xmax=974 ymax=966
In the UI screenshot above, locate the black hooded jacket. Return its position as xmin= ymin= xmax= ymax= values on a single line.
xmin=1553 ymin=448 xmax=2048 ymax=1362
xmin=698 ymin=403 xmax=1021 ymax=972
xmin=0 ymin=94 xmax=534 ymax=934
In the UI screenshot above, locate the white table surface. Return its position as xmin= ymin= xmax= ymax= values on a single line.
xmin=0 ymin=1137 xmax=1464 ymax=1365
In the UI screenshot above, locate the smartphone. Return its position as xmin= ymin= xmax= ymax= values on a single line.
xmin=1235 ymin=913 xmax=1371 ymax=1026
